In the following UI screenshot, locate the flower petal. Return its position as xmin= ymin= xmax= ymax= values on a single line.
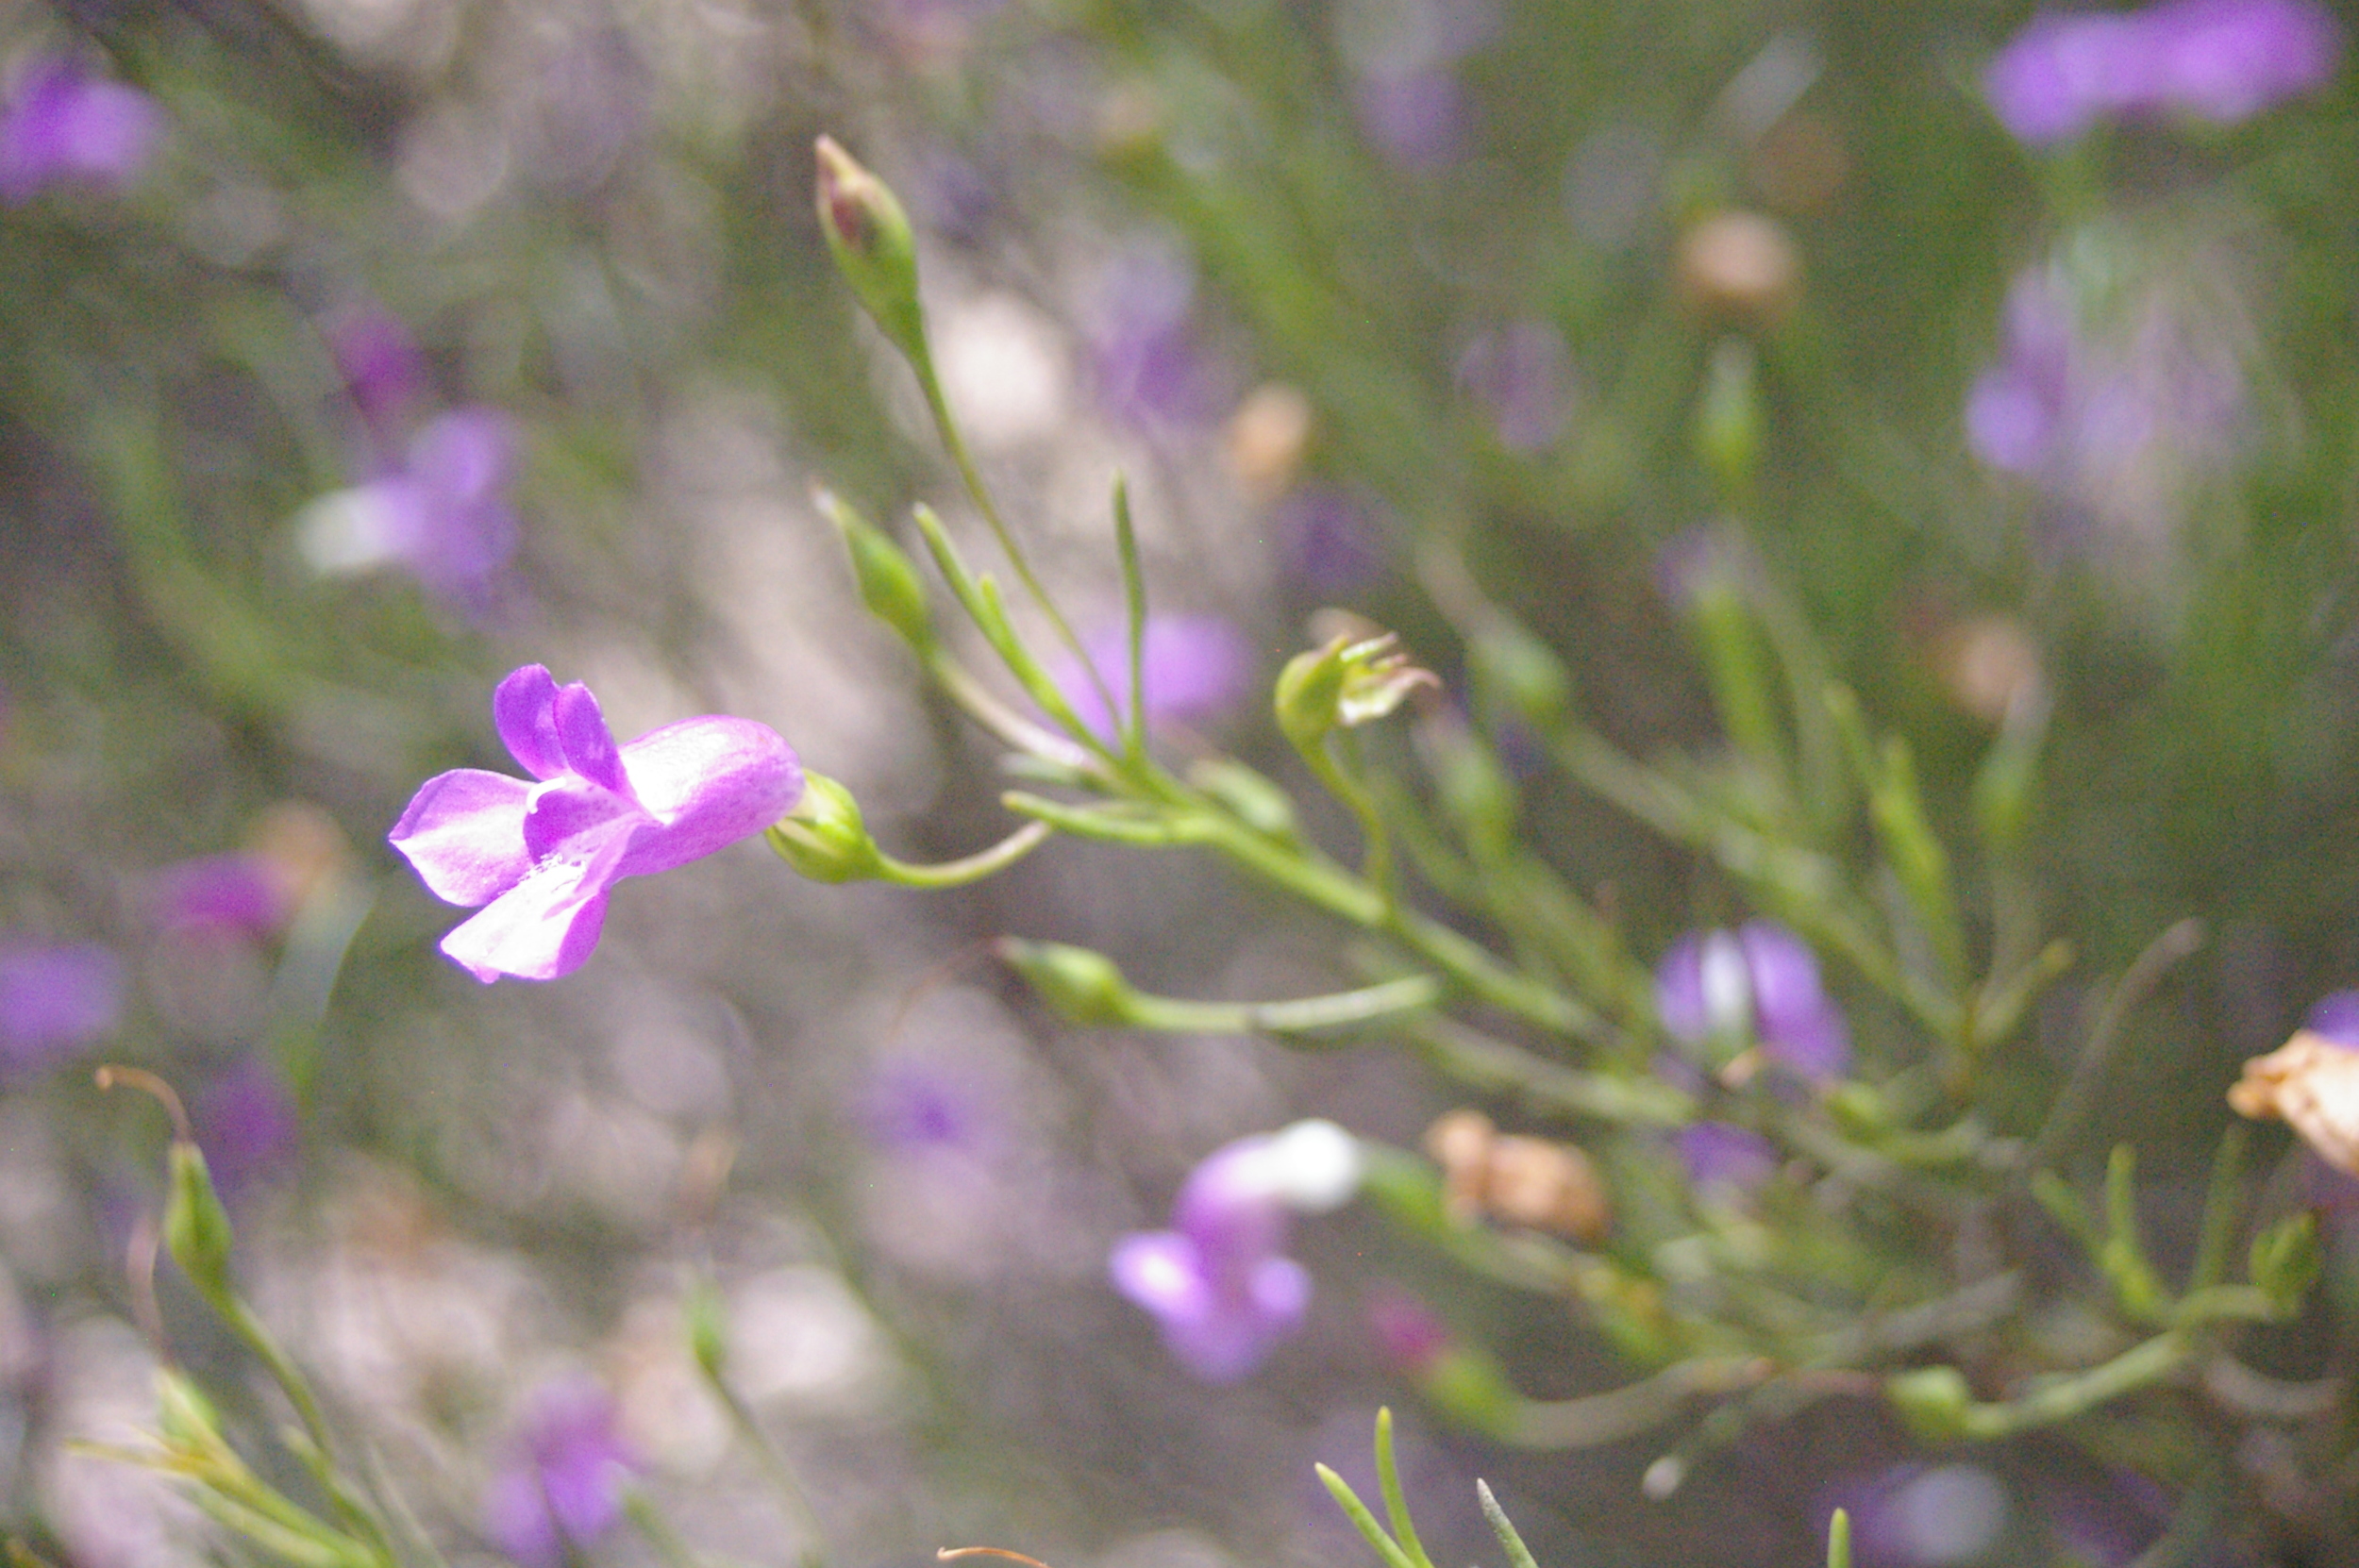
xmin=615 ymin=716 xmax=803 ymax=876
xmin=553 ymin=682 xmax=628 ymax=794
xmin=1654 ymin=931 xmax=1709 ymax=1042
xmin=494 ymin=666 xmax=567 ymax=780
xmin=389 ymin=768 xmax=533 ymax=907
xmin=436 ymin=824 xmax=634 ymax=983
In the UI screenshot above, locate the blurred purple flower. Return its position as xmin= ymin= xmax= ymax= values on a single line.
xmin=1365 ymin=1290 xmax=1452 ymax=1373
xmin=483 ymin=1379 xmax=640 ymax=1568
xmin=861 ymin=1057 xmax=999 ymax=1156
xmin=1456 ymin=320 xmax=1573 ymax=453
xmin=1676 ymin=1121 xmax=1781 ymax=1193
xmin=389 ymin=664 xmax=803 ymax=983
xmin=1826 ymin=1463 xmax=2011 ymax=1568
xmin=1055 ymin=615 xmax=1255 ymax=740
xmin=0 ymin=942 xmax=124 ymax=1078
xmin=195 ymin=1058 xmax=300 ymax=1199
xmin=1965 ymin=260 xmax=2248 ymax=540
xmin=1985 ymin=0 xmax=2341 ymax=146
xmin=1656 ymin=920 xmax=1850 ymax=1081
xmin=1088 ymin=248 xmax=1223 ymax=430
xmin=326 ymin=306 xmax=431 ymax=438
xmin=0 ymin=56 xmax=162 ymax=205
xmin=2305 ymin=989 xmax=2359 ymax=1045
xmin=150 ymin=853 xmax=291 ymax=940
xmin=296 ymin=408 xmax=524 ymax=611
xmin=1352 ymin=69 xmax=1467 ymax=171
xmin=1111 ymin=1121 xmax=1360 ymax=1382
xmin=1277 ymin=485 xmax=1388 ymax=595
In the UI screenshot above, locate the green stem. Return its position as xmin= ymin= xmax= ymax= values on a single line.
xmin=875 ymin=823 xmax=1054 ymax=889
xmin=1958 ymin=1331 xmax=2190 ymax=1439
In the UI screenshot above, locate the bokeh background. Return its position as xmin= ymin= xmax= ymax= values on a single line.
xmin=8 ymin=0 xmax=2359 ymax=1564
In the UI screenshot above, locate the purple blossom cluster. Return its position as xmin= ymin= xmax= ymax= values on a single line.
xmin=1110 ymin=1120 xmax=1362 ymax=1382
xmin=389 ymin=665 xmax=803 ymax=983
xmin=1985 ymin=0 xmax=2342 ymax=146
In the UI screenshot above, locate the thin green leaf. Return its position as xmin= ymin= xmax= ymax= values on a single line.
xmin=1372 ymin=1409 xmax=1435 ymax=1568
xmin=1113 ymin=475 xmax=1147 ymax=763
xmin=1827 ymin=1508 xmax=1851 ymax=1568
xmin=1314 ymin=1465 xmax=1418 ymax=1568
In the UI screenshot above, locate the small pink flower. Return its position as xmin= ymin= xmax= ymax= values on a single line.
xmin=389 ymin=665 xmax=802 ymax=983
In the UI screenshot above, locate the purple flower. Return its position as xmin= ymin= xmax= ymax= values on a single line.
xmin=0 ymin=56 xmax=162 ymax=205
xmin=1087 ymin=248 xmax=1223 ymax=431
xmin=298 ymin=408 xmax=523 ymax=609
xmin=150 ymin=853 xmax=292 ymax=939
xmin=194 ymin=1058 xmax=301 ymax=1199
xmin=1676 ymin=1121 xmax=1782 ymax=1194
xmin=1985 ymin=0 xmax=2341 ymax=146
xmin=1110 ymin=1121 xmax=1361 ymax=1382
xmin=483 ymin=1379 xmax=640 ymax=1568
xmin=1825 ymin=1463 xmax=2011 ymax=1568
xmin=326 ymin=306 xmax=431 ymax=438
xmin=388 ymin=664 xmax=803 ymax=984
xmin=1456 ymin=320 xmax=1573 ymax=453
xmin=1965 ymin=259 xmax=2248 ymax=541
xmin=1656 ymin=920 xmax=1850 ymax=1081
xmin=2305 ymin=989 xmax=2359 ymax=1045
xmin=1055 ymin=615 xmax=1256 ymax=740
xmin=1277 ymin=485 xmax=1388 ymax=595
xmin=0 ymin=942 xmax=124 ymax=1078
xmin=1353 ymin=69 xmax=1468 ymax=172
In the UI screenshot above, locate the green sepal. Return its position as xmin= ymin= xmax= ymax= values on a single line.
xmin=996 ymin=938 xmax=1136 ymax=1026
xmin=767 ymin=774 xmax=886 ymax=883
xmin=817 ymin=490 xmax=933 ymax=651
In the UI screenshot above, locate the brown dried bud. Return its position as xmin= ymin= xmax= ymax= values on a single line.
xmin=1932 ymin=614 xmax=2046 ymax=726
xmin=1422 ymin=1109 xmax=1610 ymax=1243
xmin=1676 ymin=211 xmax=1801 ymax=331
xmin=1224 ymin=383 xmax=1314 ymax=500
xmin=2230 ymin=1030 xmax=2359 ymax=1175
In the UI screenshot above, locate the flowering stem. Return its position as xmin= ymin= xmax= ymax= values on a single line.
xmin=694 ymin=1350 xmax=827 ymax=1568
xmin=875 ymin=823 xmax=1054 ymax=889
xmin=906 ymin=348 xmax=1119 ymax=728
xmin=1950 ymin=1330 xmax=2191 ymax=1439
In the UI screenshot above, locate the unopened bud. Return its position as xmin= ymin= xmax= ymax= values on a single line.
xmin=996 ymin=938 xmax=1135 ymax=1026
xmin=766 ymin=775 xmax=886 ymax=883
xmin=2250 ymin=1210 xmax=2321 ymax=1310
xmin=165 ymin=1139 xmax=236 ymax=1308
xmin=818 ymin=491 xmax=933 ymax=650
xmin=814 ymin=136 xmax=927 ymax=363
xmin=1224 ymin=383 xmax=1314 ymax=499
xmin=1885 ymin=1364 xmax=1975 ymax=1443
xmin=1676 ymin=210 xmax=1800 ymax=330
xmin=685 ymin=1277 xmax=730 ymax=1382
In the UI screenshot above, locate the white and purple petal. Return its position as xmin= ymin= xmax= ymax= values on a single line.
xmin=388 ymin=768 xmax=534 ymax=906
xmin=436 ymin=823 xmax=635 ymax=983
xmin=614 ymin=716 xmax=803 ymax=877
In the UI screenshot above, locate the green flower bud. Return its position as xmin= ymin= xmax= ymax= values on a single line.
xmin=766 ymin=775 xmax=885 ymax=883
xmin=1187 ymin=758 xmax=1299 ymax=840
xmin=813 ymin=136 xmax=927 ymax=364
xmin=817 ymin=491 xmax=933 ymax=650
xmin=996 ymin=938 xmax=1136 ymax=1026
xmin=1884 ymin=1364 xmax=1975 ymax=1443
xmin=165 ymin=1138 xmax=236 ymax=1309
xmin=1275 ymin=631 xmax=1440 ymax=751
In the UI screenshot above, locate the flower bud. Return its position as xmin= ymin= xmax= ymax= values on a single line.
xmin=1675 ymin=210 xmax=1801 ymax=330
xmin=818 ymin=491 xmax=933 ymax=650
xmin=996 ymin=938 xmax=1136 ymax=1026
xmin=1695 ymin=337 xmax=1762 ymax=498
xmin=813 ymin=136 xmax=927 ymax=364
xmin=1275 ymin=630 xmax=1440 ymax=751
xmin=766 ymin=774 xmax=885 ymax=883
xmin=1884 ymin=1364 xmax=1975 ymax=1443
xmin=165 ymin=1137 xmax=236 ymax=1308
xmin=684 ymin=1277 xmax=730 ymax=1382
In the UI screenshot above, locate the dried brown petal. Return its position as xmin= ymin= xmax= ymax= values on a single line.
xmin=2229 ymin=1029 xmax=2359 ymax=1176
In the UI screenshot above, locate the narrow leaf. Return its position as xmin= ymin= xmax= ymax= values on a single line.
xmin=1475 ymin=1481 xmax=1538 ymax=1568
xmin=1314 ymin=1465 xmax=1419 ymax=1568
xmin=1372 ymin=1409 xmax=1435 ymax=1568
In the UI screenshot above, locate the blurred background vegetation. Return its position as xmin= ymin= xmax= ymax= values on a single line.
xmin=8 ymin=0 xmax=2359 ymax=1564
